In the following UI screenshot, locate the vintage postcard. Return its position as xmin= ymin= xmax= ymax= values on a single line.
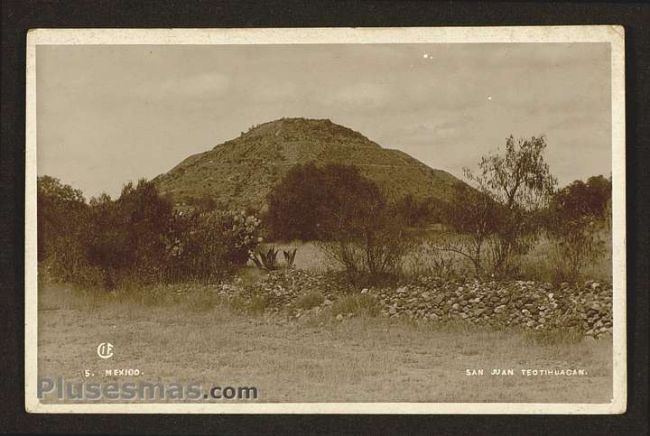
xmin=25 ymin=26 xmax=626 ymax=414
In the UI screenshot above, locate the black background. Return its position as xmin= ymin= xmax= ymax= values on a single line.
xmin=1 ymin=1 xmax=648 ymax=435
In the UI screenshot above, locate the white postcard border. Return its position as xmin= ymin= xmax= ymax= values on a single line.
xmin=24 ymin=25 xmax=626 ymax=414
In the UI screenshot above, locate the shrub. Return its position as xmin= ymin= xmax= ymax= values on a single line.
xmin=166 ymin=209 xmax=261 ymax=281
xmin=549 ymin=221 xmax=605 ymax=284
xmin=296 ymin=290 xmax=325 ymax=309
xmin=545 ymin=177 xmax=610 ymax=283
xmin=84 ymin=180 xmax=175 ymax=287
xmin=435 ymin=184 xmax=500 ymax=278
xmin=37 ymin=176 xmax=90 ymax=281
xmin=38 ymin=176 xmax=263 ymax=289
xmin=317 ymin=212 xmax=412 ymax=286
xmin=551 ymin=176 xmax=611 ymax=220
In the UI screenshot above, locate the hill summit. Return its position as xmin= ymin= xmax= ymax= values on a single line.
xmin=154 ymin=118 xmax=464 ymax=210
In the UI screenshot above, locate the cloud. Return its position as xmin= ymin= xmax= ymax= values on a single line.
xmin=379 ymin=117 xmax=475 ymax=147
xmin=36 ymin=43 xmax=612 ymax=198
xmin=136 ymin=72 xmax=231 ymax=99
xmin=324 ymin=82 xmax=394 ymax=110
xmin=246 ymin=81 xmax=298 ymax=102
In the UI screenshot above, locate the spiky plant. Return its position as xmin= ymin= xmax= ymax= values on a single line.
xmin=283 ymin=248 xmax=297 ymax=268
xmin=250 ymin=247 xmax=280 ymax=271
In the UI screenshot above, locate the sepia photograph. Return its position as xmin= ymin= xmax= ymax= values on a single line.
xmin=24 ymin=27 xmax=626 ymax=414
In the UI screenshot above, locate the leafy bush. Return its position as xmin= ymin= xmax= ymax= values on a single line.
xmin=163 ymin=209 xmax=261 ymax=282
xmin=38 ymin=177 xmax=262 ymax=289
xmin=37 ymin=176 xmax=91 ymax=282
xmin=84 ymin=180 xmax=175 ymax=287
xmin=546 ymin=177 xmax=610 ymax=283
xmin=265 ymin=162 xmax=330 ymax=241
xmin=266 ymin=163 xmax=381 ymax=241
xmin=220 ymin=211 xmax=263 ymax=264
xmin=550 ymin=176 xmax=611 ymax=220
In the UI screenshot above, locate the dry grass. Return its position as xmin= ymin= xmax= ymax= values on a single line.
xmin=519 ymin=231 xmax=612 ymax=284
xmin=38 ymin=284 xmax=612 ymax=403
xmin=269 ymin=229 xmax=612 ymax=284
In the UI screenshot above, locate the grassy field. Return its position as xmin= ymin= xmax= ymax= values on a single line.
xmin=38 ymin=283 xmax=612 ymax=404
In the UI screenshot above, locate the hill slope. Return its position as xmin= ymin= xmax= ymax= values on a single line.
xmin=154 ymin=118 xmax=465 ymax=210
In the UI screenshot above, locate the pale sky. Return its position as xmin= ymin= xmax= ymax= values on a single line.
xmin=36 ymin=43 xmax=611 ymax=199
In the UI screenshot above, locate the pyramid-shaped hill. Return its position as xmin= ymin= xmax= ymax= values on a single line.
xmin=154 ymin=118 xmax=466 ymax=211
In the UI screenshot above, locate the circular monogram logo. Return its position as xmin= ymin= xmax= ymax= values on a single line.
xmin=97 ymin=342 xmax=114 ymax=359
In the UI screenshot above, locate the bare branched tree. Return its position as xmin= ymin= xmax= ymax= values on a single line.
xmin=464 ymin=135 xmax=557 ymax=276
xmin=434 ymin=184 xmax=499 ymax=278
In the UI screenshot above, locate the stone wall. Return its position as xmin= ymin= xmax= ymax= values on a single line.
xmin=221 ymin=269 xmax=613 ymax=337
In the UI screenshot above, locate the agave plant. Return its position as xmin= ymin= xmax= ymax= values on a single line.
xmin=283 ymin=248 xmax=297 ymax=268
xmin=250 ymin=247 xmax=280 ymax=271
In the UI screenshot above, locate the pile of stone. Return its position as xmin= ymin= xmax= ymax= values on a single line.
xmin=214 ymin=269 xmax=613 ymax=337
xmin=369 ymin=277 xmax=612 ymax=337
xmin=247 ymin=269 xmax=345 ymax=309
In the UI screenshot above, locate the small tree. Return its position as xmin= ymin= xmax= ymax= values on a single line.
xmin=266 ymin=162 xmax=329 ymax=241
xmin=37 ymin=176 xmax=89 ymax=280
xmin=465 ymin=135 xmax=557 ymax=276
xmin=267 ymin=163 xmax=410 ymax=284
xmin=83 ymin=180 xmax=175 ymax=287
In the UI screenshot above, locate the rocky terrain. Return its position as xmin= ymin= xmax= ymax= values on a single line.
xmin=153 ymin=117 xmax=464 ymax=210
xmin=210 ymin=269 xmax=613 ymax=338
